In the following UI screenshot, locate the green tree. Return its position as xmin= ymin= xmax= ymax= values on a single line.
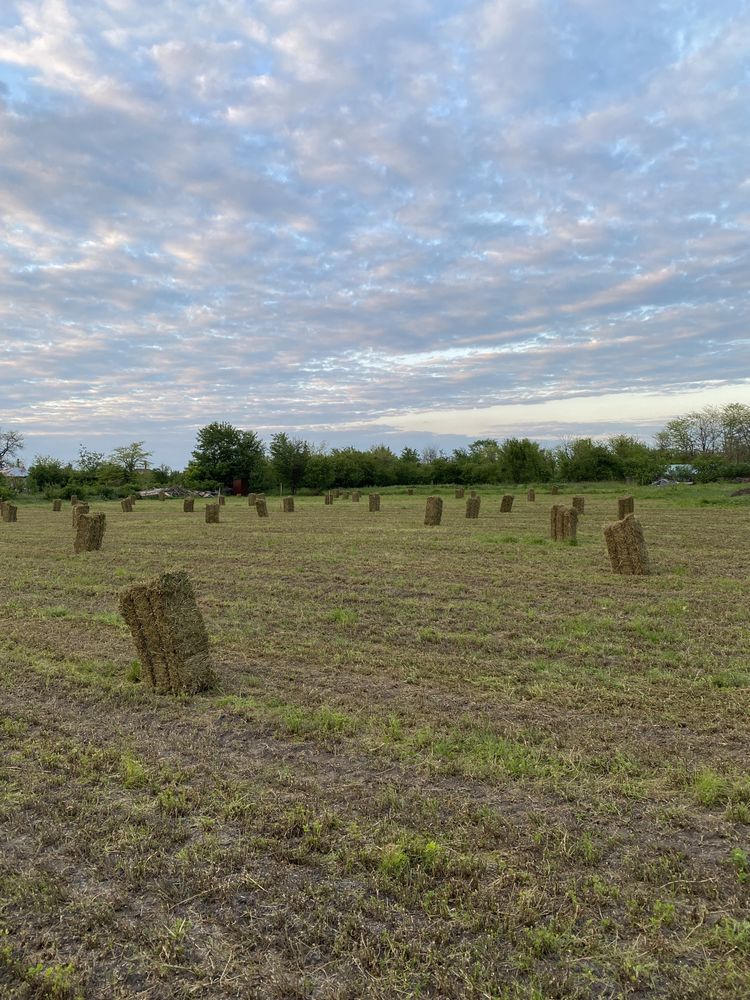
xmin=187 ymin=422 xmax=266 ymax=489
xmin=110 ymin=441 xmax=152 ymax=476
xmin=0 ymin=428 xmax=24 ymax=465
xmin=27 ymin=455 xmax=71 ymax=491
xmin=497 ymin=438 xmax=552 ymax=483
xmin=77 ymin=444 xmax=105 ymax=476
xmin=270 ymin=433 xmax=311 ymax=493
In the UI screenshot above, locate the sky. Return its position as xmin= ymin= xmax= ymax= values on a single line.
xmin=1 ymin=0 xmax=748 ymax=468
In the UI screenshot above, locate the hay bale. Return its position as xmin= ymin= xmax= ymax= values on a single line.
xmin=550 ymin=505 xmax=576 ymax=542
xmin=465 ymin=496 xmax=480 ymax=519
xmin=205 ymin=504 xmax=220 ymax=523
xmin=352 ymin=491 xmax=361 ymax=502
xmin=407 ymin=488 xmax=414 ymax=495
xmin=563 ymin=508 xmax=578 ymax=542
xmin=500 ymin=494 xmax=514 ymax=513
xmin=118 ymin=571 xmax=216 ymax=695
xmin=72 ymin=503 xmax=90 ymax=528
xmin=183 ymin=498 xmax=194 ymax=513
xmin=455 ymin=487 xmax=465 ymax=499
xmin=218 ymin=495 xmax=226 ymax=506
xmin=572 ymin=496 xmax=585 ymax=514
xmin=527 ymin=489 xmax=535 ymax=502
xmin=74 ymin=512 xmax=106 ymax=552
xmin=158 ymin=491 xmax=166 ymax=501
xmin=248 ymin=493 xmax=257 ymax=507
xmin=324 ymin=492 xmax=333 ymax=505
xmin=618 ymin=495 xmax=635 ymax=519
xmin=128 ymin=495 xmax=138 ymax=506
xmin=0 ymin=501 xmax=6 ymax=518
xmin=334 ymin=490 xmax=341 ymax=498
xmin=470 ymin=490 xmax=477 ymax=498
xmin=2 ymin=503 xmax=17 ymax=523
xmin=424 ymin=496 xmax=443 ymax=526
xmin=551 ymin=485 xmax=559 ymax=495
xmin=121 ymin=498 xmax=132 ymax=513
xmin=70 ymin=494 xmax=78 ymax=506
xmin=368 ymin=494 xmax=381 ymax=512
xmin=550 ymin=504 xmax=562 ymax=540
xmin=603 ymin=514 xmax=650 ymax=575
xmin=282 ymin=496 xmax=294 ymax=512
xmin=52 ymin=499 xmax=62 ymax=512
xmin=256 ymin=498 xmax=269 ymax=518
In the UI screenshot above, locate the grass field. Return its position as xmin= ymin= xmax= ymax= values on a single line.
xmin=1 ymin=485 xmax=749 ymax=999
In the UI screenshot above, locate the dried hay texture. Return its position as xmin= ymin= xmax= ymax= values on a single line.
xmin=121 ymin=499 xmax=132 ymax=513
xmin=248 ymin=493 xmax=257 ymax=507
xmin=0 ymin=501 xmax=7 ymax=517
xmin=455 ymin=488 xmax=465 ymax=499
xmin=424 ymin=496 xmax=443 ymax=526
xmin=205 ymin=504 xmax=220 ymax=523
xmin=53 ymin=499 xmax=63 ymax=511
xmin=470 ymin=490 xmax=477 ymax=498
xmin=603 ymin=514 xmax=650 ymax=575
xmin=282 ymin=497 xmax=295 ymax=512
xmin=618 ymin=496 xmax=635 ymax=519
xmin=527 ymin=489 xmax=535 ymax=502
xmin=70 ymin=495 xmax=78 ymax=505
xmin=407 ymin=488 xmax=414 ymax=495
xmin=549 ymin=505 xmax=577 ymax=542
xmin=118 ymin=571 xmax=216 ymax=695
xmin=368 ymin=494 xmax=381 ymax=512
xmin=255 ymin=498 xmax=269 ymax=518
xmin=128 ymin=495 xmax=138 ymax=505
xmin=183 ymin=498 xmax=194 ymax=513
xmin=72 ymin=503 xmax=90 ymax=528
xmin=572 ymin=496 xmax=585 ymax=514
xmin=465 ymin=496 xmax=481 ymax=519
xmin=551 ymin=485 xmax=559 ymax=495
xmin=352 ymin=491 xmax=361 ymax=502
xmin=2 ymin=503 xmax=17 ymax=523
xmin=550 ymin=505 xmax=563 ymax=540
xmin=334 ymin=490 xmax=341 ymax=498
xmin=563 ymin=508 xmax=578 ymax=542
xmin=74 ymin=512 xmax=106 ymax=552
xmin=500 ymin=495 xmax=514 ymax=513
xmin=324 ymin=493 xmax=333 ymax=505
xmin=218 ymin=495 xmax=226 ymax=506
xmin=159 ymin=492 xmax=166 ymax=501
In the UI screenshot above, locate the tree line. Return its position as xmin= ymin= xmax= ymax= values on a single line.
xmin=2 ymin=403 xmax=748 ymax=498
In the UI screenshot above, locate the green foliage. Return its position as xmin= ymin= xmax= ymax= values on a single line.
xmin=270 ymin=432 xmax=311 ymax=493
xmin=186 ymin=422 xmax=266 ymax=489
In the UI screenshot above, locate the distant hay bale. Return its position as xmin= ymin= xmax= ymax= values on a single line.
xmin=121 ymin=498 xmax=132 ymax=513
xmin=465 ymin=496 xmax=480 ymax=519
xmin=2 ymin=503 xmax=17 ymax=523
xmin=603 ymin=514 xmax=650 ymax=575
xmin=368 ymin=494 xmax=381 ymax=512
xmin=324 ymin=492 xmax=333 ymax=505
xmin=572 ymin=496 xmax=585 ymax=514
xmin=118 ymin=571 xmax=216 ymax=695
xmin=407 ymin=488 xmax=414 ymax=495
xmin=618 ymin=495 xmax=635 ymax=519
xmin=500 ymin=494 xmax=514 ymax=513
xmin=470 ymin=490 xmax=477 ymax=498
xmin=218 ymin=495 xmax=226 ymax=506
xmin=248 ymin=493 xmax=257 ymax=507
xmin=52 ymin=499 xmax=62 ymax=511
xmin=424 ymin=496 xmax=443 ymax=526
xmin=0 ymin=501 xmax=6 ymax=518
xmin=527 ymin=489 xmax=535 ymax=502
xmin=70 ymin=494 xmax=78 ymax=506
xmin=72 ymin=503 xmax=90 ymax=528
xmin=334 ymin=490 xmax=341 ymax=498
xmin=183 ymin=498 xmax=194 ymax=513
xmin=352 ymin=491 xmax=361 ymax=502
xmin=455 ymin=487 xmax=465 ymax=499
xmin=256 ymin=498 xmax=269 ymax=518
xmin=551 ymin=485 xmax=559 ymax=495
xmin=128 ymin=495 xmax=138 ymax=505
xmin=158 ymin=491 xmax=166 ymax=501
xmin=282 ymin=496 xmax=294 ymax=512
xmin=563 ymin=508 xmax=578 ymax=542
xmin=74 ymin=512 xmax=106 ymax=552
xmin=550 ymin=505 xmax=577 ymax=541
xmin=205 ymin=504 xmax=220 ymax=523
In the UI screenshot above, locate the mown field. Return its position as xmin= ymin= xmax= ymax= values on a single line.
xmin=1 ymin=485 xmax=749 ymax=999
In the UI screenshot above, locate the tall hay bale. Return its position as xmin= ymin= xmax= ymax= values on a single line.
xmin=527 ymin=489 xmax=535 ymax=502
xmin=118 ymin=571 xmax=216 ymax=695
xmin=455 ymin=487 xmax=465 ymax=499
xmin=72 ymin=503 xmax=90 ymax=528
xmin=470 ymin=490 xmax=477 ymax=498
xmin=465 ymin=496 xmax=480 ymax=519
xmin=0 ymin=501 xmax=7 ymax=518
xmin=618 ymin=495 xmax=635 ymax=519
xmin=550 ymin=505 xmax=563 ymax=540
xmin=2 ymin=503 xmax=17 ymax=523
xmin=603 ymin=514 xmax=650 ymax=575
xmin=128 ymin=495 xmax=138 ymax=506
xmin=424 ymin=496 xmax=443 ymax=526
xmin=256 ymin=498 xmax=269 ymax=518
xmin=407 ymin=488 xmax=414 ymax=495
xmin=282 ymin=496 xmax=294 ymax=512
xmin=563 ymin=508 xmax=578 ymax=542
xmin=74 ymin=512 xmax=106 ymax=552
xmin=248 ymin=493 xmax=257 ymax=507
xmin=70 ymin=494 xmax=78 ymax=506
xmin=324 ymin=492 xmax=333 ymax=505
xmin=368 ymin=494 xmax=381 ymax=512
xmin=352 ymin=491 xmax=361 ymax=502
xmin=183 ymin=498 xmax=194 ymax=513
xmin=551 ymin=485 xmax=559 ymax=495
xmin=572 ymin=496 xmax=585 ymax=514
xmin=121 ymin=498 xmax=132 ymax=513
xmin=52 ymin=499 xmax=62 ymax=511
xmin=158 ymin=491 xmax=166 ymax=501
xmin=500 ymin=494 xmax=514 ymax=513
xmin=205 ymin=504 xmax=220 ymax=523
xmin=550 ymin=505 xmax=576 ymax=541
xmin=218 ymin=495 xmax=226 ymax=506
xmin=334 ymin=490 xmax=341 ymax=498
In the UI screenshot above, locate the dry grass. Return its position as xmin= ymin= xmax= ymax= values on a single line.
xmin=0 ymin=485 xmax=749 ymax=998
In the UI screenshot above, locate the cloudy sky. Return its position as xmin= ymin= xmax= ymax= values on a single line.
xmin=1 ymin=0 xmax=748 ymax=466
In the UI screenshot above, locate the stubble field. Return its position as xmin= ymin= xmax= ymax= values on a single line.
xmin=1 ymin=486 xmax=749 ymax=999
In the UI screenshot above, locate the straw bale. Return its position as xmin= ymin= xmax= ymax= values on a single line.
xmin=500 ymin=494 xmax=514 ymax=513
xmin=183 ymin=498 xmax=194 ymax=513
xmin=455 ymin=487 xmax=465 ymax=499
xmin=53 ymin=499 xmax=62 ymax=511
xmin=618 ymin=495 xmax=635 ymax=519
xmin=470 ymin=490 xmax=477 ymax=498
xmin=324 ymin=492 xmax=333 ymax=505
xmin=128 ymin=495 xmax=138 ymax=505
xmin=465 ymin=496 xmax=480 ymax=519
xmin=205 ymin=504 xmax=220 ymax=523
xmin=334 ymin=490 xmax=341 ymax=498
xmin=527 ymin=489 xmax=535 ymax=502
xmin=159 ymin=491 xmax=166 ymax=501
xmin=218 ymin=495 xmax=226 ymax=506
xmin=424 ymin=496 xmax=443 ymax=526
xmin=121 ymin=499 xmax=132 ymax=513
xmin=368 ymin=494 xmax=381 ymax=512
xmin=0 ymin=501 xmax=6 ymax=518
xmin=74 ymin=512 xmax=106 ymax=552
xmin=256 ymin=498 xmax=269 ymax=518
xmin=70 ymin=495 xmax=78 ymax=505
xmin=352 ymin=491 xmax=361 ymax=502
xmin=563 ymin=508 xmax=578 ymax=542
xmin=603 ymin=514 xmax=650 ymax=575
xmin=118 ymin=571 xmax=215 ymax=694
xmin=72 ymin=503 xmax=90 ymax=528
xmin=282 ymin=496 xmax=295 ymax=512
xmin=407 ymin=488 xmax=414 ymax=495
xmin=2 ymin=503 xmax=17 ymax=523
xmin=248 ymin=493 xmax=257 ymax=507
xmin=551 ymin=485 xmax=559 ymax=495
xmin=572 ymin=496 xmax=585 ymax=514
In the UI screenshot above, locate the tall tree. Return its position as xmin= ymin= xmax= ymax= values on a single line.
xmin=0 ymin=428 xmax=24 ymax=466
xmin=110 ymin=441 xmax=153 ymax=476
xmin=188 ymin=422 xmax=266 ymax=488
xmin=270 ymin=433 xmax=311 ymax=493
